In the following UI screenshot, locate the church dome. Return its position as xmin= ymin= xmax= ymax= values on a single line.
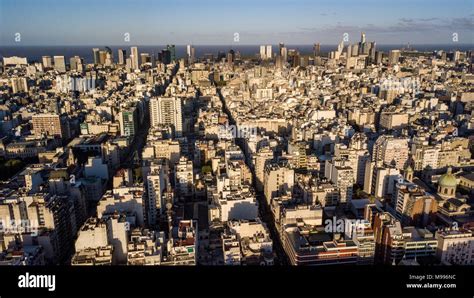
xmin=439 ymin=167 xmax=457 ymax=188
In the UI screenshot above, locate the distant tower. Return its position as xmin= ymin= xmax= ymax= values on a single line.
xmin=118 ymin=49 xmax=126 ymax=65
xmin=167 ymin=45 xmax=176 ymax=62
xmin=266 ymin=45 xmax=272 ymax=59
xmin=313 ymin=43 xmax=321 ymax=57
xmin=130 ymin=46 xmax=139 ymax=70
xmin=186 ymin=44 xmax=195 ymax=64
xmin=92 ymin=48 xmax=100 ymax=65
xmin=279 ymin=42 xmax=285 ymax=55
xmin=403 ymin=164 xmax=414 ymax=182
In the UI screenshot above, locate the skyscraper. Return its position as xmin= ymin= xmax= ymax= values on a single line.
xmin=279 ymin=43 xmax=285 ymax=55
xmin=266 ymin=45 xmax=272 ymax=59
xmin=359 ymin=32 xmax=367 ymax=55
xmin=130 ymin=46 xmax=139 ymax=70
xmin=281 ymin=46 xmax=288 ymax=62
xmin=313 ymin=43 xmax=321 ymax=57
xmin=369 ymin=42 xmax=377 ymax=62
xmin=99 ymin=51 xmax=107 ymax=65
xmin=389 ymin=50 xmax=401 ymax=65
xmin=186 ymin=44 xmax=195 ymax=64
xmin=42 ymin=56 xmax=53 ymax=68
xmin=160 ymin=49 xmax=172 ymax=65
xmin=53 ymin=56 xmax=66 ymax=73
xmin=118 ymin=49 xmax=126 ymax=65
xmin=69 ymin=56 xmax=83 ymax=72
xmin=92 ymin=48 xmax=100 ymax=65
xmin=167 ymin=45 xmax=176 ymax=62
xmin=260 ymin=45 xmax=272 ymax=60
xmin=260 ymin=45 xmax=266 ymax=59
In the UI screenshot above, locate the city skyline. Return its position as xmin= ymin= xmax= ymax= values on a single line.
xmin=0 ymin=1 xmax=473 ymax=296
xmin=1 ymin=0 xmax=473 ymax=45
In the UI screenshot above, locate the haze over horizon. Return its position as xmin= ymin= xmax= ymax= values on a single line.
xmin=1 ymin=0 xmax=473 ymax=46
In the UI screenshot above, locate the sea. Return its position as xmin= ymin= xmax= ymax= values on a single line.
xmin=0 ymin=44 xmax=472 ymax=64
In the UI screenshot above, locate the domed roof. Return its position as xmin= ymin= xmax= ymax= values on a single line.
xmin=439 ymin=167 xmax=457 ymax=188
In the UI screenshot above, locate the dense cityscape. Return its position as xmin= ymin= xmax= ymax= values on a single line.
xmin=0 ymin=32 xmax=473 ymax=267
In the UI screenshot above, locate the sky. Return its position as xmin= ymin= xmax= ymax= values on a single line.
xmin=0 ymin=0 xmax=473 ymax=45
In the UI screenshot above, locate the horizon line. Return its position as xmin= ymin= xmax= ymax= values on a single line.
xmin=1 ymin=43 xmax=473 ymax=47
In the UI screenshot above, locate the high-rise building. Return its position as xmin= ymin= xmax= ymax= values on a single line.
xmin=375 ymin=51 xmax=383 ymax=64
xmin=53 ymin=56 xmax=66 ymax=72
xmin=146 ymin=164 xmax=166 ymax=225
xmin=149 ymin=97 xmax=183 ymax=137
xmin=334 ymin=134 xmax=370 ymax=185
xmin=264 ymin=162 xmax=294 ymax=204
xmin=125 ymin=57 xmax=132 ymax=71
xmin=372 ymin=135 xmax=409 ymax=170
xmin=167 ymin=45 xmax=176 ymax=62
xmin=379 ymin=108 xmax=409 ymax=130
xmin=42 ymin=56 xmax=53 ymax=68
xmin=266 ymin=45 xmax=272 ymax=59
xmin=280 ymin=45 xmax=288 ymax=62
xmin=373 ymin=212 xmax=403 ymax=264
xmin=130 ymin=46 xmax=139 ymax=70
xmin=118 ymin=49 xmax=126 ymax=65
xmin=69 ymin=56 xmax=83 ymax=72
xmin=367 ymin=165 xmax=401 ymax=198
xmin=11 ymin=77 xmax=28 ymax=93
xmin=369 ymin=42 xmax=377 ymax=62
xmin=98 ymin=51 xmax=107 ymax=65
xmin=436 ymin=228 xmax=474 ymax=265
xmin=186 ymin=44 xmax=195 ymax=64
xmin=393 ymin=181 xmax=437 ymax=226
xmin=351 ymin=44 xmax=359 ymax=57
xmin=160 ymin=49 xmax=172 ymax=65
xmin=255 ymin=147 xmax=274 ymax=191
xmin=325 ymin=158 xmax=354 ymax=204
xmin=175 ymin=157 xmax=194 ymax=197
xmin=358 ymin=32 xmax=367 ymax=55
xmin=92 ymin=48 xmax=100 ymax=65
xmin=347 ymin=44 xmax=352 ymax=58
xmin=140 ymin=53 xmax=151 ymax=65
xmin=118 ymin=108 xmax=138 ymax=137
xmin=313 ymin=43 xmax=321 ymax=57
xmin=260 ymin=45 xmax=266 ymax=59
xmin=389 ymin=49 xmax=401 ymax=65
xmin=260 ymin=45 xmax=272 ymax=60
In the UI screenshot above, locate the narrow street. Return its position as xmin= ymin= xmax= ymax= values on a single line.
xmin=216 ymin=88 xmax=289 ymax=265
